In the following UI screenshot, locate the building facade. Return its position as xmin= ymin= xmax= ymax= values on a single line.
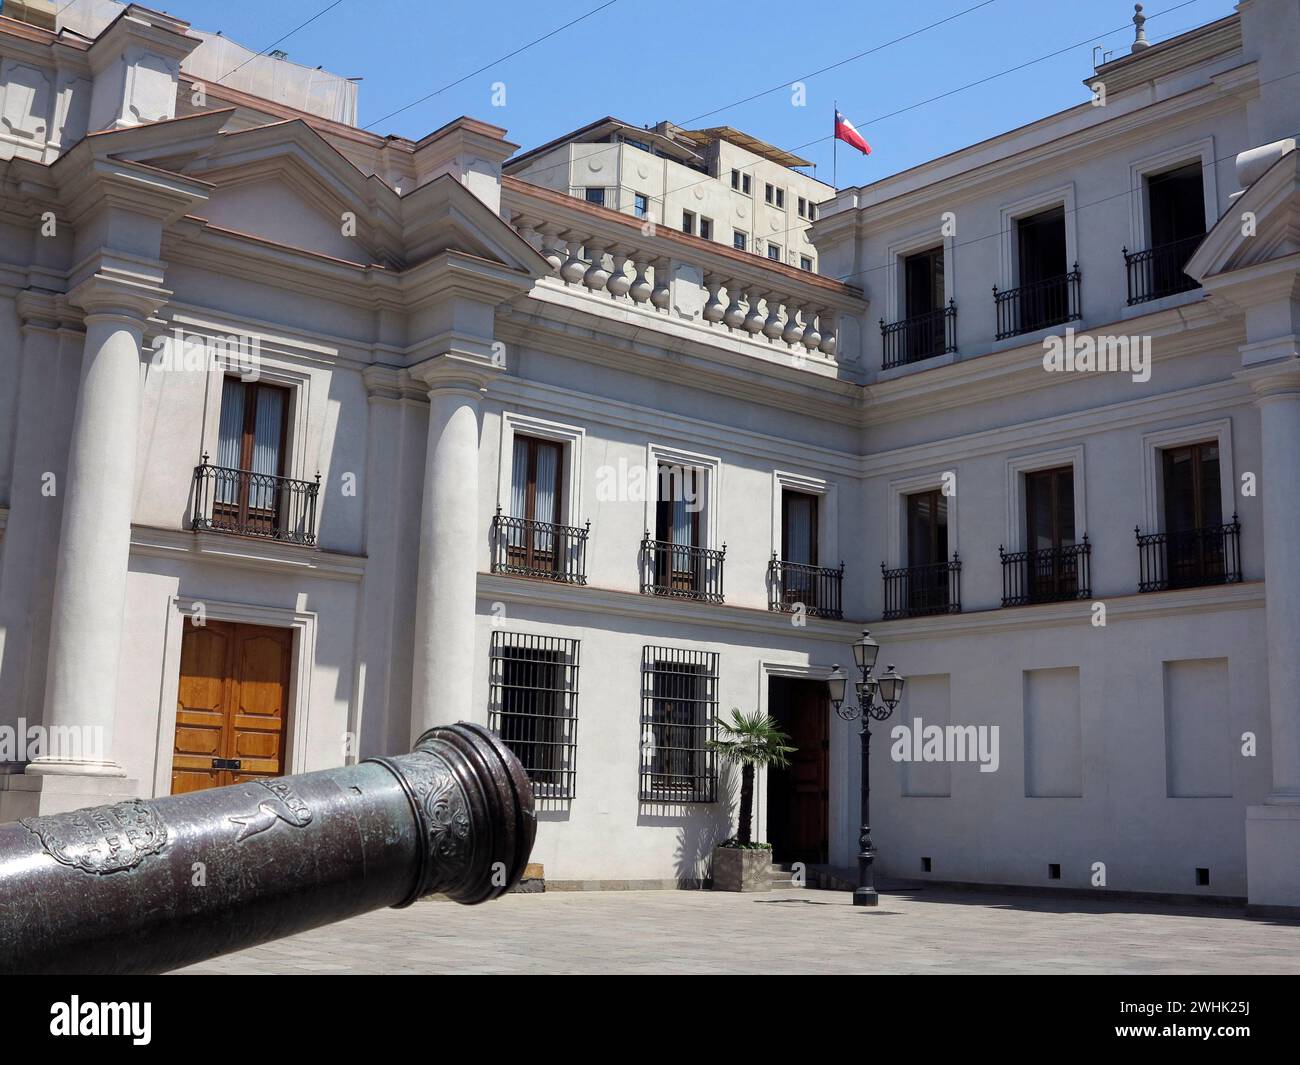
xmin=507 ymin=116 xmax=833 ymax=272
xmin=0 ymin=0 xmax=1298 ymax=912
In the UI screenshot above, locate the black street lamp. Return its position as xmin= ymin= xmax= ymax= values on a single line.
xmin=828 ymin=630 xmax=905 ymax=907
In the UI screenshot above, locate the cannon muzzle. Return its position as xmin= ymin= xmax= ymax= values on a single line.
xmin=0 ymin=721 xmax=535 ymax=974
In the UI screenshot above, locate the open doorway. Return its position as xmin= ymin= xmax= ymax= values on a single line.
xmin=766 ymin=676 xmax=829 ymax=864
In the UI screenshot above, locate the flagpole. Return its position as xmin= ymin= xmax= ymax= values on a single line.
xmin=833 ymin=100 xmax=838 ymax=189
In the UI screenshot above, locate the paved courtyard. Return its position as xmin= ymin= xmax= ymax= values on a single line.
xmin=177 ymin=887 xmax=1300 ymax=974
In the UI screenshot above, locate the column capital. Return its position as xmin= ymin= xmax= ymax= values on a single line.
xmin=408 ymin=349 xmax=501 ymax=395
xmin=1235 ymin=356 xmax=1300 ymax=401
xmin=68 ymin=267 xmax=170 ymax=324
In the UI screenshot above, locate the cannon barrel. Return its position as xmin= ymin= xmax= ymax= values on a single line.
xmin=0 ymin=721 xmax=535 ymax=974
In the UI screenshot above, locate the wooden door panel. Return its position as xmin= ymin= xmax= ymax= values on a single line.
xmin=767 ymin=678 xmax=829 ymax=865
xmin=173 ymin=623 xmax=233 ymax=793
xmin=173 ymin=621 xmax=291 ymax=793
xmin=229 ymin=628 xmax=291 ymax=782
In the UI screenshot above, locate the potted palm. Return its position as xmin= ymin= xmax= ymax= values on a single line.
xmin=708 ymin=707 xmax=796 ymax=891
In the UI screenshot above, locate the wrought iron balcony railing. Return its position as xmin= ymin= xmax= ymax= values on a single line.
xmin=880 ymin=300 xmax=957 ymax=370
xmin=999 ymin=537 xmax=1092 ymax=607
xmin=1136 ymin=516 xmax=1242 ymax=593
xmin=993 ymin=266 xmax=1082 ymax=340
xmin=640 ymin=535 xmax=725 ymax=603
xmin=191 ymin=457 xmax=320 ymax=546
xmin=881 ymin=555 xmax=962 ymax=620
xmin=767 ymin=555 xmax=845 ymax=619
xmin=1123 ymin=234 xmax=1204 ymax=305
xmin=491 ymin=507 xmax=590 ymax=584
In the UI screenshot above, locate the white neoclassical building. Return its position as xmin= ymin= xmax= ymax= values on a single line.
xmin=0 ymin=0 xmax=1299 ymax=914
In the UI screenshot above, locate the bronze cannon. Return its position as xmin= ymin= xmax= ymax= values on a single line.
xmin=0 ymin=721 xmax=535 ymax=974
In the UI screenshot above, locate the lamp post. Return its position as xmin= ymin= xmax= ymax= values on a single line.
xmin=828 ymin=630 xmax=905 ymax=907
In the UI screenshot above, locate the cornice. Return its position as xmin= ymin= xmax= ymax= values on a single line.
xmin=478 ymin=573 xmax=862 ymax=641
xmin=832 ymin=64 xmax=1255 ymax=228
xmin=872 ymin=580 xmax=1263 ymax=642
xmin=130 ymin=525 xmax=366 ymax=582
xmin=862 ymin=300 xmax=1238 ymax=424
xmin=496 ymin=293 xmax=865 ymax=425
xmin=861 ymin=376 xmax=1252 ymax=478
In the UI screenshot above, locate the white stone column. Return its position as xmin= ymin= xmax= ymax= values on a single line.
xmin=1244 ymin=361 xmax=1300 ymax=913
xmin=1254 ymin=367 xmax=1300 ymax=800
xmin=409 ymin=358 xmax=494 ymax=742
xmin=28 ymin=286 xmax=159 ymax=776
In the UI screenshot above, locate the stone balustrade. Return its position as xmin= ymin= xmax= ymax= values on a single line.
xmin=503 ymin=176 xmax=866 ymax=362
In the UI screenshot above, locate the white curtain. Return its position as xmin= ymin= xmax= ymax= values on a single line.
xmin=509 ymin=438 xmax=529 ymax=552
xmin=785 ymin=498 xmax=813 ymax=564
xmin=249 ymin=387 xmax=284 ymax=511
xmin=532 ymin=443 xmax=558 ymax=551
xmin=215 ymin=378 xmax=245 ymax=504
xmin=672 ymin=470 xmax=695 ymax=547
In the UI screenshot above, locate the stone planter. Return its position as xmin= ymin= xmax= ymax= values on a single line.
xmin=711 ymin=845 xmax=771 ymax=892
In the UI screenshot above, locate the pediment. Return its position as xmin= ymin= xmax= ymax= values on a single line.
xmin=1187 ymin=148 xmax=1300 ymax=282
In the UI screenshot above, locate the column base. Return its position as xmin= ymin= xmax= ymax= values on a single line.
xmin=0 ymin=769 xmax=139 ymax=823
xmin=1246 ymin=802 xmax=1300 ymax=912
xmin=25 ymin=757 xmax=125 ymax=777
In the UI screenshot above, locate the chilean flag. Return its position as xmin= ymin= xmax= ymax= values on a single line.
xmin=834 ymin=110 xmax=871 ymax=156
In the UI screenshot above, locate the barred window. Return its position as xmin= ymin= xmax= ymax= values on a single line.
xmin=489 ymin=632 xmax=579 ymax=799
xmin=640 ymin=647 xmax=718 ymax=803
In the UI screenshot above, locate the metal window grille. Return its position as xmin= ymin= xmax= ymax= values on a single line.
xmin=639 ymin=647 xmax=718 ymax=803
xmin=489 ymin=632 xmax=579 ymax=799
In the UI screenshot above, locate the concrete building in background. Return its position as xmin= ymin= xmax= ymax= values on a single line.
xmin=0 ymin=0 xmax=1298 ymax=916
xmin=507 ymin=116 xmax=834 ymax=272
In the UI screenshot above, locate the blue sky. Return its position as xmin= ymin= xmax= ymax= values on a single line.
xmin=144 ymin=0 xmax=1239 ymax=185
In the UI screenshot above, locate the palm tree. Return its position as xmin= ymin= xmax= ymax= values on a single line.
xmin=707 ymin=707 xmax=796 ymax=845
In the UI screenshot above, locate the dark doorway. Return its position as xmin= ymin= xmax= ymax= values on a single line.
xmin=766 ymin=677 xmax=829 ymax=865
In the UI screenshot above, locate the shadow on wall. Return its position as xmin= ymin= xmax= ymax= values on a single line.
xmin=634 ymin=759 xmax=738 ymax=884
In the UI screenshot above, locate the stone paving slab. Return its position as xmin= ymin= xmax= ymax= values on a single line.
xmin=175 ymin=887 xmax=1300 ymax=975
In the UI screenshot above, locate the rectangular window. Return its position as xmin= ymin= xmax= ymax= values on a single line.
xmin=767 ymin=243 xmax=782 ymax=262
xmin=907 ymin=489 xmax=948 ymax=567
xmin=800 ymin=256 xmax=814 ymax=272
xmin=489 ymin=632 xmax=579 ymax=799
xmin=1024 ymin=466 xmax=1078 ymax=601
xmin=798 ymin=196 xmax=807 ymax=218
xmin=732 ymin=169 xmax=750 ymax=194
xmin=904 ymin=245 xmax=945 ymax=318
xmin=1147 ymin=162 xmax=1205 ymax=247
xmin=775 ymin=188 xmax=785 ymax=209
xmin=731 ymin=168 xmax=741 ymax=190
xmin=634 ymin=192 xmax=649 ymax=218
xmin=1163 ymin=442 xmax=1222 ymax=533
xmin=765 ymin=183 xmax=774 ymax=204
xmin=215 ymin=377 xmax=290 ymax=533
xmin=808 ymin=203 xmax=817 ymax=220
xmin=906 ymin=488 xmax=950 ymax=613
xmin=699 ymin=216 xmax=713 ymax=241
xmin=584 ymin=187 xmax=606 ymax=207
xmin=640 ymin=647 xmax=718 ymax=802
xmin=654 ymin=463 xmax=701 ymax=593
xmin=782 ymin=490 xmax=819 ymax=566
xmin=507 ymin=435 xmax=563 ymax=572
xmin=682 ymin=210 xmax=695 ymax=235
xmin=733 ymin=230 xmax=748 ymax=252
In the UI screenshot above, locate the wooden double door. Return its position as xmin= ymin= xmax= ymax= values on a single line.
xmin=766 ymin=677 xmax=829 ymax=865
xmin=173 ymin=620 xmax=293 ymax=794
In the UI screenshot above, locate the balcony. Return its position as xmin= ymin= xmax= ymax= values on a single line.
xmin=191 ymin=457 xmax=320 ymax=546
xmin=993 ymin=266 xmax=1081 ymax=340
xmin=999 ymin=538 xmax=1092 ymax=607
xmin=1136 ymin=517 xmax=1242 ymax=593
xmin=503 ymin=176 xmax=865 ymax=364
xmin=881 ymin=555 xmax=962 ymax=620
xmin=767 ymin=555 xmax=845 ymax=619
xmin=880 ymin=300 xmax=957 ymax=370
xmin=1123 ymin=234 xmax=1204 ymax=305
xmin=640 ymin=536 xmax=725 ymax=603
xmin=491 ymin=507 xmax=589 ymax=584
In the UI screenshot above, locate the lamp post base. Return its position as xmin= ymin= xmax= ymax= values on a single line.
xmin=853 ymin=886 xmax=879 ymax=907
